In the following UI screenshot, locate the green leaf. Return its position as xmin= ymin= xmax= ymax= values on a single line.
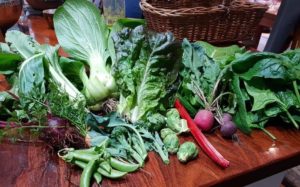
xmin=0 ymin=43 xmax=11 ymax=53
xmin=18 ymin=53 xmax=45 ymax=96
xmin=244 ymin=82 xmax=281 ymax=112
xmin=195 ymin=41 xmax=244 ymax=67
xmin=5 ymin=30 xmax=40 ymax=59
xmin=87 ymin=130 xmax=109 ymax=147
xmin=59 ymin=57 xmax=86 ymax=90
xmin=231 ymin=52 xmax=279 ymax=74
xmin=113 ymin=26 xmax=182 ymax=123
xmin=41 ymin=45 xmax=84 ymax=101
xmin=240 ymin=58 xmax=288 ymax=81
xmin=54 ymin=0 xmax=116 ymax=104
xmin=276 ymin=90 xmax=299 ymax=109
xmin=54 ymin=0 xmax=109 ymax=63
xmin=109 ymin=18 xmax=145 ymax=65
xmin=180 ymin=39 xmax=223 ymax=107
xmin=231 ymin=76 xmax=252 ymax=133
xmin=0 ymin=52 xmax=22 ymax=74
xmin=86 ymin=112 xmax=110 ymax=133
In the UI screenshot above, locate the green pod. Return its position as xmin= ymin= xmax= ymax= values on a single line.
xmin=97 ymin=167 xmax=127 ymax=179
xmin=72 ymin=152 xmax=99 ymax=163
xmin=74 ymin=160 xmax=102 ymax=184
xmin=110 ymin=157 xmax=139 ymax=172
xmin=93 ymin=173 xmax=102 ymax=184
xmin=80 ymin=159 xmax=97 ymax=187
xmin=74 ymin=147 xmax=97 ymax=155
xmin=99 ymin=160 xmax=111 ymax=173
xmin=130 ymin=150 xmax=144 ymax=167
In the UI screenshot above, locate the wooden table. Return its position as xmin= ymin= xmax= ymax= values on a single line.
xmin=1 ymin=16 xmax=300 ymax=187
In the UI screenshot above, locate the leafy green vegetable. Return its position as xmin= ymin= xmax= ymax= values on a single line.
xmin=5 ymin=30 xmax=40 ymax=58
xmin=230 ymin=49 xmax=300 ymax=137
xmin=54 ymin=0 xmax=116 ymax=105
xmin=18 ymin=53 xmax=45 ymax=96
xmin=112 ymin=26 xmax=182 ymax=123
xmin=108 ymin=18 xmax=145 ymax=64
xmin=196 ymin=41 xmax=245 ymax=67
xmin=139 ymin=128 xmax=169 ymax=164
xmin=0 ymin=52 xmax=22 ymax=75
xmin=42 ymin=44 xmax=85 ymax=102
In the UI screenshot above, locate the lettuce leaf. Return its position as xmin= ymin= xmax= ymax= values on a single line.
xmin=112 ymin=26 xmax=182 ymax=123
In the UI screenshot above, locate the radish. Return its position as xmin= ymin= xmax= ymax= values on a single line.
xmin=194 ymin=110 xmax=214 ymax=131
xmin=220 ymin=121 xmax=237 ymax=138
xmin=222 ymin=113 xmax=232 ymax=123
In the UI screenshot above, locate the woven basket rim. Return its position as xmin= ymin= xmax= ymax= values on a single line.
xmin=140 ymin=0 xmax=268 ymax=16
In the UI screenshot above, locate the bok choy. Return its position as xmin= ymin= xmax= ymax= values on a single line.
xmin=54 ymin=0 xmax=116 ymax=105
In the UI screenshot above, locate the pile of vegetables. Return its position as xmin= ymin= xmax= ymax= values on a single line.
xmin=1 ymin=0 xmax=300 ymax=186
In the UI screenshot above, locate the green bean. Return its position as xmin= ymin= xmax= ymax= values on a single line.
xmin=74 ymin=160 xmax=102 ymax=184
xmin=80 ymin=159 xmax=97 ymax=187
xmin=110 ymin=157 xmax=139 ymax=172
xmin=97 ymin=167 xmax=127 ymax=179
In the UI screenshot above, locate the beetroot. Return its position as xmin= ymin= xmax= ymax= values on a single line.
xmin=194 ymin=110 xmax=214 ymax=131
xmin=222 ymin=113 xmax=232 ymax=123
xmin=40 ymin=115 xmax=86 ymax=150
xmin=220 ymin=121 xmax=237 ymax=138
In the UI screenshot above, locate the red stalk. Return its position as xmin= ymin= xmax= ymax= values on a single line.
xmin=174 ymin=99 xmax=230 ymax=168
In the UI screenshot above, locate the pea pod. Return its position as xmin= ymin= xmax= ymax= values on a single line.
xmin=80 ymin=159 xmax=97 ymax=187
xmin=74 ymin=147 xmax=97 ymax=155
xmin=58 ymin=148 xmax=100 ymax=163
xmin=99 ymin=160 xmax=111 ymax=173
xmin=110 ymin=157 xmax=139 ymax=172
xmin=97 ymin=167 xmax=127 ymax=179
xmin=93 ymin=173 xmax=102 ymax=184
xmin=130 ymin=150 xmax=144 ymax=167
xmin=74 ymin=160 xmax=102 ymax=184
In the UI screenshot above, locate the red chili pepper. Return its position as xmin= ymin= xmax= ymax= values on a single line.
xmin=174 ymin=99 xmax=230 ymax=168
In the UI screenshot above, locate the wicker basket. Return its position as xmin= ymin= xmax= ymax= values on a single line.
xmin=140 ymin=0 xmax=268 ymax=43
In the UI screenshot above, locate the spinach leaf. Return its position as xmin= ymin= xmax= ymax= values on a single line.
xmin=240 ymin=58 xmax=288 ymax=81
xmin=196 ymin=41 xmax=245 ymax=67
xmin=244 ymin=82 xmax=281 ymax=112
xmin=231 ymin=76 xmax=252 ymax=133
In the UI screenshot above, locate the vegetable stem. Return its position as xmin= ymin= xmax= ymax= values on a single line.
xmin=260 ymin=128 xmax=277 ymax=140
xmin=293 ymin=81 xmax=300 ymax=105
xmin=174 ymin=99 xmax=230 ymax=168
xmin=284 ymin=109 xmax=299 ymax=129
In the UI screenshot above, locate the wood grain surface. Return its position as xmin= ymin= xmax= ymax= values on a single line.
xmin=0 ymin=15 xmax=300 ymax=187
xmin=0 ymin=125 xmax=300 ymax=187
